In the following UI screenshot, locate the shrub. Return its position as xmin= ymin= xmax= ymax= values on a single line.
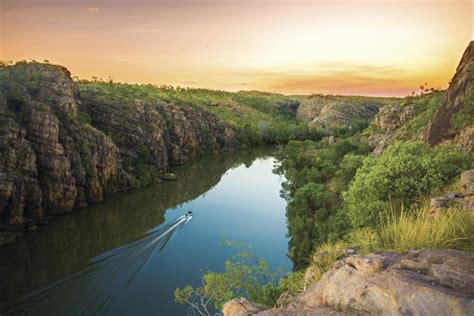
xmin=343 ymin=141 xmax=471 ymax=228
xmin=175 ymin=243 xmax=284 ymax=314
xmin=333 ymin=154 xmax=366 ymax=193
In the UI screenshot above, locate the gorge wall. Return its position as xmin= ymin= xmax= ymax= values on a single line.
xmin=427 ymin=41 xmax=474 ymax=147
xmin=368 ymin=41 xmax=474 ymax=154
xmin=296 ymin=95 xmax=387 ymax=130
xmin=0 ymin=63 xmax=237 ymax=243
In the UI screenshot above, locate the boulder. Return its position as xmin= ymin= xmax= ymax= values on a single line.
xmin=223 ymin=298 xmax=266 ymax=316
xmin=160 ymin=173 xmax=177 ymax=181
xmin=461 ymin=170 xmax=474 ymax=196
xmin=236 ymin=249 xmax=474 ymax=316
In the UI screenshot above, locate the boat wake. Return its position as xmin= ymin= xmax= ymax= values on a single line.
xmin=6 ymin=214 xmax=192 ymax=315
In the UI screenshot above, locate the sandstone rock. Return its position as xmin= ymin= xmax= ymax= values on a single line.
xmin=429 ymin=195 xmax=465 ymax=216
xmin=223 ymin=298 xmax=266 ymax=316
xmin=0 ymin=63 xmax=237 ymax=243
xmin=242 ymin=249 xmax=474 ymax=316
xmin=374 ymin=104 xmax=416 ymax=131
xmin=461 ymin=170 xmax=474 ymax=196
xmin=256 ymin=306 xmax=347 ymax=316
xmin=427 ymin=41 xmax=473 ymax=145
xmin=368 ymin=103 xmax=419 ymax=154
xmin=296 ymin=96 xmax=381 ymax=130
xmin=160 ymin=173 xmax=177 ymax=181
xmin=304 ymin=250 xmax=474 ymax=315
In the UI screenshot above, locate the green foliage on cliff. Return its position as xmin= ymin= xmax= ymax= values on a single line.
xmin=344 ymin=141 xmax=471 ymax=228
xmin=451 ymin=91 xmax=474 ymax=129
xmin=274 ymin=137 xmax=370 ymax=266
xmin=78 ymin=81 xmax=302 ymax=127
xmin=363 ymin=91 xmax=446 ymax=142
xmin=276 ymin=138 xmax=472 ymax=267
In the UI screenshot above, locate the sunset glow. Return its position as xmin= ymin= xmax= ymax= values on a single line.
xmin=1 ymin=0 xmax=472 ymax=96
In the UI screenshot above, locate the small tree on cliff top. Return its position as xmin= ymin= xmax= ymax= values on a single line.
xmin=174 ymin=241 xmax=283 ymax=315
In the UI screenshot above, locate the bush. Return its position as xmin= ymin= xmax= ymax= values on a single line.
xmin=175 ymin=243 xmax=284 ymax=314
xmin=333 ymin=154 xmax=366 ymax=193
xmin=343 ymin=141 xmax=471 ymax=228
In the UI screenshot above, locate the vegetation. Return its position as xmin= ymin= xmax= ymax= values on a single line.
xmin=451 ymin=91 xmax=474 ymax=130
xmin=344 ymin=141 xmax=471 ymax=228
xmin=348 ymin=204 xmax=474 ymax=254
xmin=274 ymin=138 xmax=370 ymax=266
xmin=78 ymin=80 xmax=302 ymax=128
xmin=173 ymin=80 xmax=473 ymax=311
xmin=175 ymin=242 xmax=285 ymax=315
xmin=362 ymin=91 xmax=446 ymax=141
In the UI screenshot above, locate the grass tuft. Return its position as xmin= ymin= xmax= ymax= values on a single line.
xmin=348 ymin=204 xmax=474 ymax=253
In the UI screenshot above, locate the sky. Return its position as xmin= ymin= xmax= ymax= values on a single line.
xmin=0 ymin=0 xmax=473 ymax=96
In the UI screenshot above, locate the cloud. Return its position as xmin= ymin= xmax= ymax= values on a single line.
xmin=87 ymin=7 xmax=100 ymax=13
xmin=243 ymin=63 xmax=413 ymax=96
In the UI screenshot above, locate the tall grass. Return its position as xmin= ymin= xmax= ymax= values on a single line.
xmin=348 ymin=205 xmax=474 ymax=253
xmin=305 ymin=241 xmax=348 ymax=286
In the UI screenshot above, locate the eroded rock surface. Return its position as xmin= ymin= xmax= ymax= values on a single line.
xmin=428 ymin=41 xmax=474 ymax=146
xmin=0 ymin=63 xmax=237 ymax=243
xmin=296 ymin=95 xmax=382 ymax=130
xmin=225 ymin=249 xmax=474 ymax=316
xmin=367 ymin=103 xmax=420 ymax=154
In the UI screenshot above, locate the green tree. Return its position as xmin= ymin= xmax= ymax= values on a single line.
xmin=175 ymin=242 xmax=283 ymax=315
xmin=343 ymin=141 xmax=471 ymax=228
xmin=287 ymin=183 xmax=332 ymax=267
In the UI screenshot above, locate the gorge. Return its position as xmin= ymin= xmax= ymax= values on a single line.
xmin=0 ymin=38 xmax=473 ymax=316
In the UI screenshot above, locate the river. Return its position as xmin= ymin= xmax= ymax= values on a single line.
xmin=0 ymin=148 xmax=291 ymax=315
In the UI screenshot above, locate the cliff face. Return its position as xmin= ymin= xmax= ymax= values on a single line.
xmin=0 ymin=63 xmax=237 ymax=243
xmin=367 ymin=41 xmax=474 ymax=154
xmin=296 ymin=95 xmax=385 ymax=130
xmin=224 ymin=249 xmax=474 ymax=316
xmin=427 ymin=41 xmax=474 ymax=146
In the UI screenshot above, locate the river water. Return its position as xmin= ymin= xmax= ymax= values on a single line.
xmin=0 ymin=148 xmax=291 ymax=315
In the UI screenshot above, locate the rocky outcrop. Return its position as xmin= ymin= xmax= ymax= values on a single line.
xmin=223 ymin=298 xmax=266 ymax=316
xmin=365 ymin=42 xmax=473 ymax=154
xmin=225 ymin=249 xmax=474 ymax=316
xmin=367 ymin=103 xmax=419 ymax=154
xmin=296 ymin=95 xmax=382 ymax=130
xmin=427 ymin=41 xmax=474 ymax=146
xmin=0 ymin=63 xmax=237 ymax=243
xmin=430 ymin=169 xmax=474 ymax=216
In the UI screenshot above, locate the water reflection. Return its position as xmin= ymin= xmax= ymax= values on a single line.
xmin=6 ymin=215 xmax=192 ymax=315
xmin=0 ymin=147 xmax=277 ymax=313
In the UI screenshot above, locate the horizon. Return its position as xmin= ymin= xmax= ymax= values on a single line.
xmin=1 ymin=0 xmax=473 ymax=97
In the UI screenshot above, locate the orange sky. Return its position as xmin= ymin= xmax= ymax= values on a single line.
xmin=0 ymin=0 xmax=473 ymax=96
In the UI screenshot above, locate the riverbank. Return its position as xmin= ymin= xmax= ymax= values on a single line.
xmin=0 ymin=148 xmax=290 ymax=315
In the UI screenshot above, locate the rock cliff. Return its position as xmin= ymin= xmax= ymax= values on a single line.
xmin=224 ymin=249 xmax=474 ymax=316
xmin=0 ymin=63 xmax=237 ymax=243
xmin=367 ymin=41 xmax=474 ymax=154
xmin=427 ymin=41 xmax=474 ymax=146
xmin=296 ymin=95 xmax=385 ymax=130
